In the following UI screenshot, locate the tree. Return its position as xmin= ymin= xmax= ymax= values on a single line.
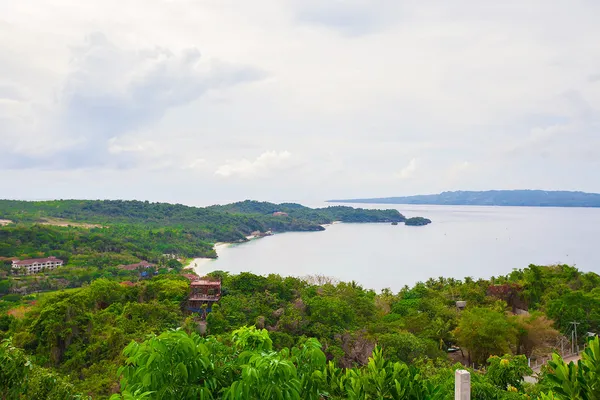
xmin=0 ymin=338 xmax=85 ymax=399
xmin=513 ymin=312 xmax=559 ymax=357
xmin=113 ymin=329 xmax=218 ymax=399
xmin=454 ymin=308 xmax=516 ymax=365
xmin=0 ymin=279 xmax=9 ymax=295
xmin=546 ymin=291 xmax=600 ymax=336
xmin=231 ymin=325 xmax=273 ymax=352
xmin=306 ymin=296 xmax=355 ymax=336
xmin=340 ymin=346 xmax=442 ymax=399
xmin=377 ymin=332 xmax=425 ymax=363
xmin=486 ymin=354 xmax=532 ymax=391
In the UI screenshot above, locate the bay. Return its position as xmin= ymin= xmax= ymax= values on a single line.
xmin=195 ymin=204 xmax=600 ymax=292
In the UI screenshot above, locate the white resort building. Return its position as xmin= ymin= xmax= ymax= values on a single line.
xmin=12 ymin=256 xmax=64 ymax=274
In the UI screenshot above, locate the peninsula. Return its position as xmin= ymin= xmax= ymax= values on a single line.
xmin=328 ymin=189 xmax=600 ymax=208
xmin=0 ymin=199 xmax=429 ymax=263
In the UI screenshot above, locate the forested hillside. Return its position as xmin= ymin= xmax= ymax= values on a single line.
xmin=0 ymin=199 xmax=407 ymax=227
xmin=1 ymin=200 xmax=597 ymax=399
xmin=1 ymin=265 xmax=599 ymax=399
xmin=0 ymin=200 xmax=411 ymax=264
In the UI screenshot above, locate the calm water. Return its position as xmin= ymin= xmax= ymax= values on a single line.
xmin=196 ymin=204 xmax=600 ymax=292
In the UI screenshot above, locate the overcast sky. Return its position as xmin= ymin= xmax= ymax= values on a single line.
xmin=1 ymin=1 xmax=599 ymax=205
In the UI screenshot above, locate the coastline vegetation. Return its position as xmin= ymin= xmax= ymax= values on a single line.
xmin=404 ymin=217 xmax=432 ymax=226
xmin=1 ymin=264 xmax=598 ymax=399
xmin=0 ymin=200 xmax=414 ymax=264
xmin=0 ymin=200 xmax=598 ymax=399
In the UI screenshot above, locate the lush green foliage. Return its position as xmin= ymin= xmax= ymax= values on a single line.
xmin=2 ymin=277 xmax=188 ymax=397
xmin=0 ymin=200 xmax=410 ymax=267
xmin=0 ymin=224 xmax=213 ymax=265
xmin=540 ymin=336 xmax=600 ymax=399
xmin=486 ymin=354 xmax=531 ymax=391
xmin=2 ymin=200 xmax=599 ymax=399
xmin=110 ymin=327 xmax=519 ymax=400
xmin=0 ymin=338 xmax=86 ymax=399
xmin=454 ymin=308 xmax=516 ymax=365
xmin=1 ymin=264 xmax=599 ymax=398
xmin=404 ymin=217 xmax=432 ymax=226
xmin=0 ymin=199 xmax=406 ymax=229
xmin=112 ymin=329 xmax=600 ymax=400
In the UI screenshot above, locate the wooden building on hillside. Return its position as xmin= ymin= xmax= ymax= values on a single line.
xmin=186 ymin=278 xmax=221 ymax=319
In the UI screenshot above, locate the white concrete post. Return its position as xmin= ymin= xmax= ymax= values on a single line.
xmin=455 ymin=369 xmax=471 ymax=400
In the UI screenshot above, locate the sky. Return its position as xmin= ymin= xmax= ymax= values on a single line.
xmin=1 ymin=0 xmax=599 ymax=206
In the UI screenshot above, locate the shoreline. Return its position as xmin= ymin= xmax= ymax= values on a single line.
xmin=185 ymin=234 xmax=267 ymax=275
xmin=186 ymin=242 xmax=231 ymax=275
xmin=321 ymin=220 xmax=342 ymax=228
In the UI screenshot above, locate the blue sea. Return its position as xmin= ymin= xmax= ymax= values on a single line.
xmin=194 ymin=204 xmax=600 ymax=292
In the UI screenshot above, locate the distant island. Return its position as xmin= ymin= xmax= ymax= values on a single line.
xmin=328 ymin=190 xmax=600 ymax=208
xmin=404 ymin=217 xmax=432 ymax=226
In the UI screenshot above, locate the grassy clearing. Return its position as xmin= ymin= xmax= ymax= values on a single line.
xmin=39 ymin=217 xmax=103 ymax=228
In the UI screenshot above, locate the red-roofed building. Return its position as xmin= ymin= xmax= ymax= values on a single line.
xmin=118 ymin=261 xmax=155 ymax=271
xmin=12 ymin=256 xmax=63 ymax=275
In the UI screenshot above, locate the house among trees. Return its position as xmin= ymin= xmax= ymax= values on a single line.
xmin=186 ymin=278 xmax=221 ymax=318
xmin=12 ymin=256 xmax=64 ymax=275
xmin=118 ymin=261 xmax=155 ymax=271
xmin=118 ymin=261 xmax=156 ymax=277
xmin=272 ymin=211 xmax=288 ymax=217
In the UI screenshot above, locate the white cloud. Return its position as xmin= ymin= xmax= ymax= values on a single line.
xmin=215 ymin=151 xmax=294 ymax=179
xmin=396 ymin=158 xmax=418 ymax=179
xmin=107 ymin=137 xmax=162 ymax=155
xmin=1 ymin=0 xmax=600 ymax=201
xmin=184 ymin=158 xmax=207 ymax=170
xmin=0 ymin=82 xmax=28 ymax=101
xmin=290 ymin=0 xmax=401 ymax=35
xmin=1 ymin=30 xmax=265 ymax=170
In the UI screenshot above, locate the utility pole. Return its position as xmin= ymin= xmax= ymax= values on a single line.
xmin=571 ymin=321 xmax=580 ymax=355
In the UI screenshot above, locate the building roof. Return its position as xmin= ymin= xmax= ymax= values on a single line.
xmin=119 ymin=261 xmax=155 ymax=271
xmin=191 ymin=279 xmax=221 ymax=287
xmin=12 ymin=256 xmax=62 ymax=266
xmin=182 ymin=274 xmax=199 ymax=281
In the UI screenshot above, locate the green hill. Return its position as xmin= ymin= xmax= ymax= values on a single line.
xmin=329 ymin=190 xmax=600 ymax=207
xmin=0 ymin=200 xmax=412 ymax=263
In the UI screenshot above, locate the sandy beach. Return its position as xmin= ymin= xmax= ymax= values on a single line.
xmin=186 ymin=234 xmax=269 ymax=275
xmin=186 ymin=242 xmax=232 ymax=275
xmin=320 ymin=221 xmax=342 ymax=228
